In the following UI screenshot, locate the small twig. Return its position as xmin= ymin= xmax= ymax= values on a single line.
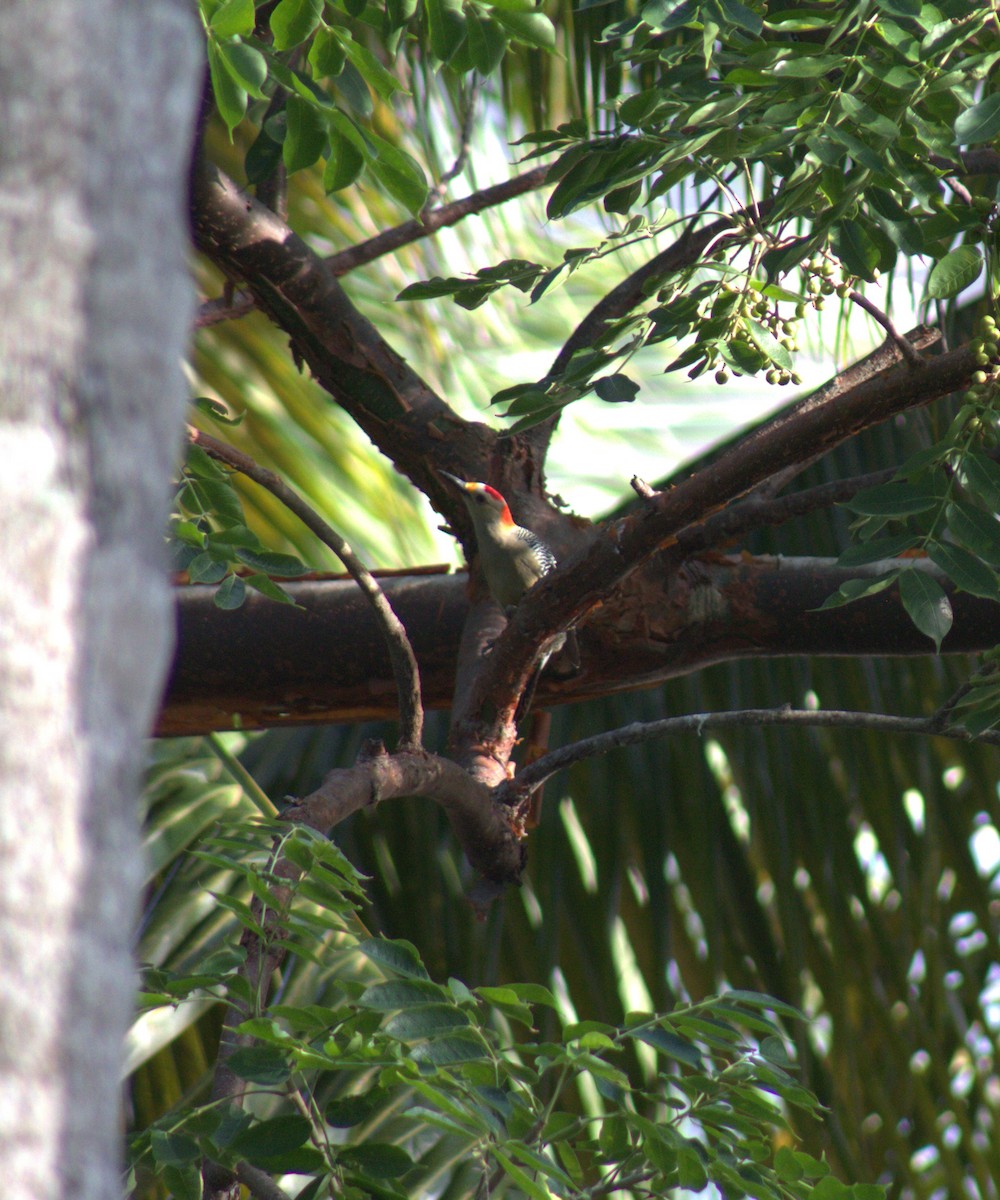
xmin=495 ymin=705 xmax=1000 ymax=802
xmin=195 ymin=291 xmax=256 ymax=327
xmin=426 ymin=78 xmax=480 ymax=206
xmin=189 ymin=428 xmax=424 ymax=747
xmin=672 ymin=464 xmax=897 ymax=555
xmin=848 ymin=291 xmax=924 ymax=369
xmin=207 ymin=732 xmax=279 ymax=817
xmin=630 ymin=475 xmax=657 ymax=500
xmin=329 ymin=163 xmax=550 ymax=277
xmin=928 ymin=661 xmax=1000 ymax=732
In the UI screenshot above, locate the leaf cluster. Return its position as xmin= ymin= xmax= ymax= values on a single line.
xmin=130 ymin=808 xmax=884 ymax=1200
xmin=402 ymin=0 xmax=1000 ymax=421
xmin=198 ymin=0 xmax=556 ymax=214
xmin=172 ymin=419 xmax=311 ymax=610
xmin=822 ymin=316 xmax=1000 ymax=667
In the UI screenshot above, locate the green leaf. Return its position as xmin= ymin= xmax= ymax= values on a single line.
xmin=192 ymin=396 xmax=244 ymax=425
xmin=775 ymin=52 xmax=841 ymax=78
xmin=384 ymin=1004 xmax=472 ymax=1039
xmin=846 ymin=481 xmax=940 ymax=517
xmin=283 ymin=94 xmax=328 ymax=174
xmin=213 ymin=573 xmax=246 ymax=610
xmin=927 ymin=541 xmax=999 ymax=600
xmin=359 ymin=937 xmax=431 ymax=979
xmin=308 ymin=25 xmax=347 ymax=76
xmin=963 ymin=451 xmax=1000 ymax=510
xmin=594 ymin=373 xmax=640 ymax=403
xmin=832 ymin=218 xmax=881 ymax=282
xmin=467 ymin=13 xmax=507 ymax=74
xmin=411 ymin=1034 xmax=487 ymax=1065
xmin=325 ymin=1091 xmax=388 ymax=1127
xmin=225 ymin=1045 xmax=292 ymax=1085
xmin=269 ymin=0 xmax=323 ymax=49
xmin=818 ymin=572 xmax=900 ymax=609
xmin=217 ymin=39 xmax=268 ymax=99
xmin=504 ymin=981 xmax=560 ymax=1009
xmin=230 ymin=1115 xmax=312 ymax=1161
xmin=324 ymin=127 xmax=365 ymax=192
xmin=946 ymin=500 xmax=1000 ymax=566
xmin=333 ymin=59 xmax=373 ymax=117
xmin=718 ymin=0 xmax=762 ymax=35
xmin=206 ymin=39 xmax=248 ymax=135
xmin=875 ymin=0 xmax=920 ymax=15
xmin=492 ymin=8 xmax=556 ymax=48
xmin=678 ymin=1144 xmax=709 ymax=1190
xmin=358 ymin=980 xmax=448 ymax=1010
xmin=775 ymin=1146 xmax=805 ymax=1181
xmin=744 ymin=319 xmax=793 ymax=370
xmin=408 ymin=1078 xmax=494 ymax=1133
xmin=493 ymin=1147 xmax=557 ymax=1200
xmin=837 ymin=533 xmax=919 ymax=566
xmin=339 ymin=32 xmax=403 ymax=100
xmin=158 ymin=1164 xmax=203 ymax=1200
xmin=426 ymin=0 xmax=467 ymax=61
xmin=641 ymin=0 xmax=698 ymax=33
xmin=505 ymin=1139 xmax=576 ymax=1189
xmin=233 ymin=547 xmax=310 ymax=577
xmin=954 ymin=93 xmax=1000 ymax=145
xmin=926 ymin=246 xmax=983 ymax=298
xmin=338 ymin=1143 xmax=414 ymax=1180
xmin=813 ymin=1176 xmax=851 ymax=1200
xmin=151 ymin=1130 xmax=201 ymax=1167
xmin=365 ymin=135 xmax=428 ymax=215
xmin=626 ymin=1024 xmax=703 ymax=1066
xmin=187 ymin=553 xmax=229 ymax=584
xmin=898 ymin=568 xmax=952 ymax=651
xmin=185 ymin=443 xmax=228 ymax=481
xmin=244 ymin=573 xmax=296 ymax=605
xmin=210 ymin=0 xmax=255 ymax=37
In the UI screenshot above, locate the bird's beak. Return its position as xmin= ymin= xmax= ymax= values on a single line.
xmin=440 ymin=471 xmax=467 ymax=490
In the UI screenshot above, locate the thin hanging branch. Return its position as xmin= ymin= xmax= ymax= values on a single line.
xmin=189 ymin=428 xmax=424 ymax=747
xmin=848 ymin=290 xmax=924 ymax=368
xmin=495 ymin=704 xmax=999 ymax=803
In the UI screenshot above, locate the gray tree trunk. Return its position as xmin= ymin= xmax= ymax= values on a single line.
xmin=0 ymin=3 xmax=200 ymax=1197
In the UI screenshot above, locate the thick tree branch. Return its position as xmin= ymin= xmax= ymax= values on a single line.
xmin=283 ymin=743 xmax=525 ymax=883
xmin=189 ymin=428 xmax=423 ymax=746
xmin=190 ymin=158 xmax=496 ymax=497
xmin=473 ymin=338 xmax=979 ymax=727
xmin=159 ymin=557 xmax=1000 ymax=733
xmin=613 ymin=325 xmax=941 ymax=512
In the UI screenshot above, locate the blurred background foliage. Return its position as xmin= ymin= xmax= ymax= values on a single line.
xmin=139 ymin=2 xmax=1000 ymax=1196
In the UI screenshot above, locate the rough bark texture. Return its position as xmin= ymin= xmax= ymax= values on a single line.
xmin=0 ymin=4 xmax=199 ymax=1198
xmin=159 ymin=559 xmax=1000 ymax=733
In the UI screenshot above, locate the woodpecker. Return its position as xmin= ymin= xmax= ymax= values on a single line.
xmin=441 ymin=472 xmax=558 ymax=609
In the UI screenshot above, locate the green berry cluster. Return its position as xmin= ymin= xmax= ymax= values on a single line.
xmin=955 ymin=314 xmax=1000 ymax=441
xmin=968 ymin=314 xmax=1000 ymax=394
xmin=707 ymin=286 xmax=804 ymax=387
xmin=802 ymin=252 xmax=864 ymax=310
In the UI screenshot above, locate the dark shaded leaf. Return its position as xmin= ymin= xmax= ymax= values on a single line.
xmin=898 ymin=568 xmax=952 ymax=650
